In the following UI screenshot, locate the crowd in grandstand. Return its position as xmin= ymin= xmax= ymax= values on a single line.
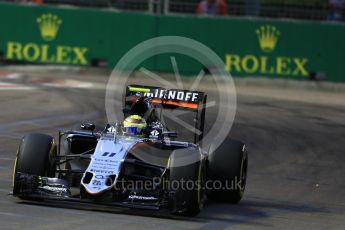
xmin=16 ymin=0 xmax=43 ymax=3
xmin=329 ymin=0 xmax=345 ymax=21
xmin=196 ymin=0 xmax=228 ymax=16
xmin=6 ymin=0 xmax=345 ymax=22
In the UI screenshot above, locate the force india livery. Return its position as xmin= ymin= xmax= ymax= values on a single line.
xmin=12 ymin=85 xmax=248 ymax=216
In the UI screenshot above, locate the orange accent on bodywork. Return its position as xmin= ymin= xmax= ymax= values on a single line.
xmin=152 ymin=99 xmax=198 ymax=109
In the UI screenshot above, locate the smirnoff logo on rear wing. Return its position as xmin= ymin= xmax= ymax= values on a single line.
xmin=144 ymin=89 xmax=200 ymax=103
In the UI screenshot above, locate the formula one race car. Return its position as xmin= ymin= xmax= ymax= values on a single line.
xmin=12 ymin=85 xmax=248 ymax=217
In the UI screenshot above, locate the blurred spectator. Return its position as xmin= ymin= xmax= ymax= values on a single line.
xmin=245 ymin=0 xmax=260 ymax=16
xmin=329 ymin=0 xmax=345 ymax=21
xmin=116 ymin=0 xmax=125 ymax=9
xmin=196 ymin=0 xmax=228 ymax=16
xmin=17 ymin=0 xmax=43 ymax=3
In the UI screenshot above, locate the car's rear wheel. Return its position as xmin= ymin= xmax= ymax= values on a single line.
xmin=207 ymin=139 xmax=248 ymax=203
xmin=13 ymin=133 xmax=57 ymax=195
xmin=167 ymin=148 xmax=205 ymax=217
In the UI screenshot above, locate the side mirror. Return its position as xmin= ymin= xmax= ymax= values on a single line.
xmin=81 ymin=123 xmax=96 ymax=132
xmin=163 ymin=131 xmax=178 ymax=138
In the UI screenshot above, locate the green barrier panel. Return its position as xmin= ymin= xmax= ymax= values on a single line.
xmin=157 ymin=16 xmax=345 ymax=82
xmin=0 ymin=3 xmax=344 ymax=82
xmin=0 ymin=3 xmax=156 ymax=68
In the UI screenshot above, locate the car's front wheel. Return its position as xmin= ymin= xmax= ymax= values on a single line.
xmin=167 ymin=148 xmax=205 ymax=217
xmin=13 ymin=133 xmax=57 ymax=196
xmin=207 ymin=139 xmax=248 ymax=203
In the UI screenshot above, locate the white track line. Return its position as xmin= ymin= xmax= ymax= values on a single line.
xmin=0 ymin=212 xmax=26 ymax=218
xmin=0 ymin=189 xmax=11 ymax=193
xmin=39 ymin=79 xmax=94 ymax=89
xmin=0 ymin=158 xmax=14 ymax=161
xmin=0 ymin=82 xmax=35 ymax=90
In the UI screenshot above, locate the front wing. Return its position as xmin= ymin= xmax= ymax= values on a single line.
xmin=12 ymin=173 xmax=178 ymax=212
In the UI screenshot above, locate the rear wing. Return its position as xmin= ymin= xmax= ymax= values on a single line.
xmin=124 ymin=85 xmax=207 ymax=144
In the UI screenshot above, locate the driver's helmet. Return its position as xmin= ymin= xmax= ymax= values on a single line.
xmin=123 ymin=115 xmax=147 ymax=136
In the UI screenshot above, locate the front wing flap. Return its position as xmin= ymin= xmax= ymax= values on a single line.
xmin=12 ymin=173 xmax=175 ymax=212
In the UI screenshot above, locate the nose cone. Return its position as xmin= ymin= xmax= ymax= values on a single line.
xmin=82 ymin=173 xmax=118 ymax=195
xmin=81 ymin=137 xmax=137 ymax=195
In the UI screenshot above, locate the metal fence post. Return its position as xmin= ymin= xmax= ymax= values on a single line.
xmin=148 ymin=0 xmax=154 ymax=14
xmin=163 ymin=0 xmax=170 ymax=15
xmin=156 ymin=0 xmax=162 ymax=15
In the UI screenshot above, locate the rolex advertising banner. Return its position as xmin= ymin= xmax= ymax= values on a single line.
xmin=0 ymin=3 xmax=344 ymax=82
xmin=0 ymin=3 xmax=155 ymax=67
xmin=157 ymin=16 xmax=345 ymax=82
xmin=6 ymin=13 xmax=88 ymax=65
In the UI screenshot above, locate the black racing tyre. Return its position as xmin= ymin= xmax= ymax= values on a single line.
xmin=13 ymin=133 xmax=57 ymax=194
xmin=207 ymin=139 xmax=248 ymax=203
xmin=168 ymin=148 xmax=205 ymax=217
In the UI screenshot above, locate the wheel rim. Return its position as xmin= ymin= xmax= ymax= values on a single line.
xmin=240 ymin=157 xmax=248 ymax=193
xmin=12 ymin=152 xmax=18 ymax=187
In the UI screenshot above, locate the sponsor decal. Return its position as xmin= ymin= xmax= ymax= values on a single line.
xmin=150 ymin=130 xmax=160 ymax=138
xmin=256 ymin=25 xmax=280 ymax=53
xmin=225 ymin=25 xmax=309 ymax=78
xmin=94 ymin=158 xmax=118 ymax=163
xmin=42 ymin=185 xmax=67 ymax=193
xmin=5 ymin=13 xmax=89 ymax=65
xmin=90 ymin=169 xmax=114 ymax=174
xmin=37 ymin=13 xmax=62 ymax=41
xmin=143 ymin=89 xmax=199 ymax=103
xmin=107 ymin=126 xmax=116 ymax=133
xmin=93 ymin=160 xmax=118 ymax=167
xmin=92 ymin=180 xmax=101 ymax=186
xmin=128 ymin=195 xmax=157 ymax=200
xmin=102 ymin=152 xmax=117 ymax=157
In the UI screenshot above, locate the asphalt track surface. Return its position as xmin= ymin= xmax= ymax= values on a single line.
xmin=0 ymin=68 xmax=345 ymax=230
